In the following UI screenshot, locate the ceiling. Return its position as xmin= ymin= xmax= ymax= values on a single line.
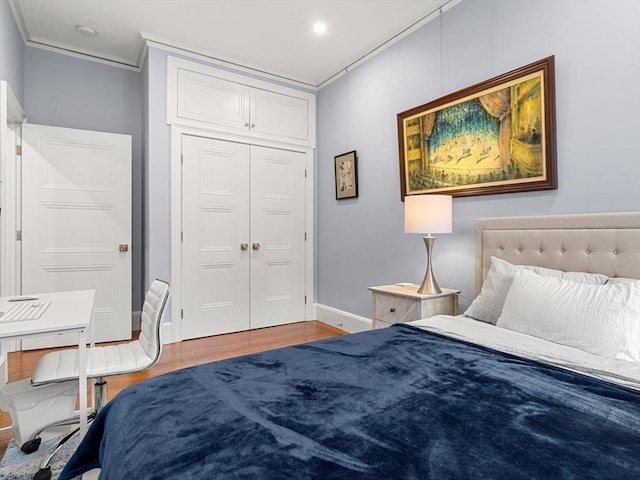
xmin=9 ymin=0 xmax=458 ymax=87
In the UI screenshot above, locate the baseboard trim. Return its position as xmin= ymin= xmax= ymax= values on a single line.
xmin=314 ymin=304 xmax=372 ymax=333
xmin=161 ymin=322 xmax=175 ymax=344
xmin=152 ymin=307 xmax=371 ymax=344
xmin=131 ymin=310 xmax=141 ymax=331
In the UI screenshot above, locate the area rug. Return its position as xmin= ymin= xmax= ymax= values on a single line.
xmin=0 ymin=435 xmax=80 ymax=480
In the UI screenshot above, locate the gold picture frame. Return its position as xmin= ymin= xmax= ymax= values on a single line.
xmin=397 ymin=56 xmax=557 ymax=199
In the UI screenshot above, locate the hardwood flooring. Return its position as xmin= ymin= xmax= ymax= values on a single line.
xmin=0 ymin=320 xmax=346 ymax=458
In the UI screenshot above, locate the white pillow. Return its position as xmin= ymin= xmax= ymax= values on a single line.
xmin=496 ymin=269 xmax=640 ymax=362
xmin=464 ymin=257 xmax=609 ymax=324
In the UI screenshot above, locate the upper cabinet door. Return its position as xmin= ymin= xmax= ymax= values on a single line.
xmin=167 ymin=57 xmax=315 ymax=147
xmin=250 ymin=88 xmax=310 ymax=143
xmin=176 ymin=69 xmax=250 ymax=131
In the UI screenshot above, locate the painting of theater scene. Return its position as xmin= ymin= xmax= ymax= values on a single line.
xmin=397 ymin=56 xmax=556 ymax=199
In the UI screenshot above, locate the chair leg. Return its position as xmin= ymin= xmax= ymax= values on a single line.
xmin=29 ymin=377 xmax=107 ymax=478
xmin=21 ymin=414 xmax=90 ymax=453
xmin=32 ymin=427 xmax=79 ymax=480
xmin=22 ymin=377 xmax=105 ymax=455
xmin=94 ymin=377 xmax=107 ymax=412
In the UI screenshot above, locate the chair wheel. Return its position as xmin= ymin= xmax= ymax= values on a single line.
xmin=20 ymin=437 xmax=42 ymax=454
xmin=33 ymin=466 xmax=51 ymax=480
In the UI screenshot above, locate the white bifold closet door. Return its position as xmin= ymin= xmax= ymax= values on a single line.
xmin=181 ymin=135 xmax=306 ymax=340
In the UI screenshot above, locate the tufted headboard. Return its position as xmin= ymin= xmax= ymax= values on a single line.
xmin=474 ymin=212 xmax=640 ymax=296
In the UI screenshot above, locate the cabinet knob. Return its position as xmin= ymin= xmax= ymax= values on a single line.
xmin=252 ymin=243 xmax=261 ymax=250
xmin=250 ymin=123 xmax=256 ymax=128
xmin=390 ymin=307 xmax=396 ymax=313
xmin=244 ymin=122 xmax=250 ymax=128
xmin=240 ymin=243 xmax=249 ymax=251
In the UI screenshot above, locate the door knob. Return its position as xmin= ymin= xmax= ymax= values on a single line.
xmin=252 ymin=243 xmax=261 ymax=250
xmin=119 ymin=244 xmax=129 ymax=252
xmin=240 ymin=243 xmax=249 ymax=251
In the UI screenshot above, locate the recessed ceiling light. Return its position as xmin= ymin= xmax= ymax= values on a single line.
xmin=76 ymin=25 xmax=98 ymax=37
xmin=312 ymin=22 xmax=327 ymax=35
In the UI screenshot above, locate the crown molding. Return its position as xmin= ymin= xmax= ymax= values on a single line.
xmin=317 ymin=0 xmax=461 ymax=89
xmin=142 ymin=35 xmax=317 ymax=91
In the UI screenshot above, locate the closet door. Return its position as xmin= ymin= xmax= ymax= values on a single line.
xmin=250 ymin=146 xmax=306 ymax=328
xmin=181 ymin=136 xmax=250 ymax=339
xmin=181 ymin=136 xmax=307 ymax=339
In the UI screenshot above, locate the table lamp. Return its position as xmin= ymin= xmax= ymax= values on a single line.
xmin=404 ymin=195 xmax=452 ymax=294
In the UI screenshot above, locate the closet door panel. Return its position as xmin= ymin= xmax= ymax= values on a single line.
xmin=250 ymin=146 xmax=306 ymax=328
xmin=182 ymin=136 xmax=250 ymax=339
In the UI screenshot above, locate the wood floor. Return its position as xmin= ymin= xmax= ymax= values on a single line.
xmin=0 ymin=320 xmax=346 ymax=458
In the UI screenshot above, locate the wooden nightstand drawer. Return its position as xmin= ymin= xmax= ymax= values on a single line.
xmin=369 ymin=284 xmax=460 ymax=329
xmin=373 ymin=293 xmax=418 ymax=325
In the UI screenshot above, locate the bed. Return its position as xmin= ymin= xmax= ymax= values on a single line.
xmin=60 ymin=212 xmax=640 ymax=480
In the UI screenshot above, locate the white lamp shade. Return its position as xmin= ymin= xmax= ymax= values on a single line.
xmin=404 ymin=195 xmax=452 ymax=234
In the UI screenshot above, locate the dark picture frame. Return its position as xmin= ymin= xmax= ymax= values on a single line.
xmin=334 ymin=150 xmax=358 ymax=200
xmin=397 ymin=56 xmax=557 ymax=199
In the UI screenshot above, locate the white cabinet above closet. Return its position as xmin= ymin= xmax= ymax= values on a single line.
xmin=167 ymin=57 xmax=315 ymax=147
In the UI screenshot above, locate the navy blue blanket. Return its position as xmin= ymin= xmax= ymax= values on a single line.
xmin=60 ymin=325 xmax=640 ymax=479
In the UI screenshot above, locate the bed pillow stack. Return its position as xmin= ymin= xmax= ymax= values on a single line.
xmin=465 ymin=257 xmax=640 ymax=362
xmin=464 ymin=257 xmax=608 ymax=325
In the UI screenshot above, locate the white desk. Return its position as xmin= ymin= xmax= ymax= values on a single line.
xmin=0 ymin=290 xmax=95 ymax=436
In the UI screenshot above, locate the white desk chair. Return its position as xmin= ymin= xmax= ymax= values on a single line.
xmin=23 ymin=279 xmax=170 ymax=480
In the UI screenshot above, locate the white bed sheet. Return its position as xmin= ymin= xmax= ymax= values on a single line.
xmin=410 ymin=315 xmax=640 ymax=390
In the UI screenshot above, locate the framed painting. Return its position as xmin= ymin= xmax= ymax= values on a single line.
xmin=397 ymin=56 xmax=557 ymax=199
xmin=335 ymin=150 xmax=358 ymax=199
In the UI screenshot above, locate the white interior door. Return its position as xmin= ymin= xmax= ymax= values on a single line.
xmin=21 ymin=124 xmax=132 ymax=348
xmin=250 ymin=145 xmax=306 ymax=328
xmin=181 ymin=136 xmax=306 ymax=339
xmin=1 ymin=82 xmax=26 ymax=299
xmin=181 ymin=135 xmax=250 ymax=339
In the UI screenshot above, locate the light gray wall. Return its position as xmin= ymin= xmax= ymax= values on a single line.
xmin=143 ymin=47 xmax=171 ymax=294
xmin=141 ymin=53 xmax=150 ymax=292
xmin=316 ymin=0 xmax=640 ymax=318
xmin=0 ymin=0 xmax=24 ymax=104
xmin=24 ymin=47 xmax=144 ymax=310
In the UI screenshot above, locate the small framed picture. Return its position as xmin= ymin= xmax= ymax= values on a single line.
xmin=334 ymin=150 xmax=358 ymax=200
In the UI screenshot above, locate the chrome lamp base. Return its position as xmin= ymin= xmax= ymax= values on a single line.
xmin=417 ymin=235 xmax=442 ymax=295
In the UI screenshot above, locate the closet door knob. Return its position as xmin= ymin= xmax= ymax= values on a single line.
xmin=252 ymin=243 xmax=261 ymax=250
xmin=240 ymin=243 xmax=249 ymax=251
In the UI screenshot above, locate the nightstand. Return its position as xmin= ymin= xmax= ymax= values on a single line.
xmin=368 ymin=284 xmax=460 ymax=329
